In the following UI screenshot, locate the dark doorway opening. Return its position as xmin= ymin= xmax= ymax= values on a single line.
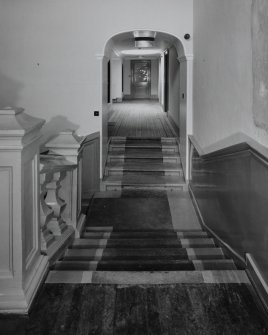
xmin=164 ymin=50 xmax=169 ymax=112
xmin=131 ymin=60 xmax=151 ymax=99
xmin=108 ymin=60 xmax=111 ymax=103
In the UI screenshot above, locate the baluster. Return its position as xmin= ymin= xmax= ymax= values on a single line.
xmin=45 ymin=131 xmax=86 ymax=237
xmin=45 ymin=170 xmax=68 ymax=236
xmin=40 ymin=172 xmax=55 ymax=252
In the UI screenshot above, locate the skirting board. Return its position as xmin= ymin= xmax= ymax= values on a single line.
xmin=75 ymin=213 xmax=86 ymax=238
xmin=189 ymin=184 xmax=268 ymax=314
xmin=246 ymin=254 xmax=268 ymax=314
xmin=167 ymin=114 xmax=180 ymax=138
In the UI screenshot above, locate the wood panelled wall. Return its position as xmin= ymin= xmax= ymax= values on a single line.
xmin=80 ymin=132 xmax=100 ymax=200
xmin=189 ymin=138 xmax=268 ymax=284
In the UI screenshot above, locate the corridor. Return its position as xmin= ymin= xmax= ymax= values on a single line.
xmin=108 ymin=101 xmax=176 ymax=138
xmin=1 ymin=101 xmax=268 ymax=334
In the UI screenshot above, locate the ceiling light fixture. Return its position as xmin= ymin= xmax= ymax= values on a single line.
xmin=133 ymin=31 xmax=156 ymax=48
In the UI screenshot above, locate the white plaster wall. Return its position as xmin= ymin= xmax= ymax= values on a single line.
xmin=168 ymin=46 xmax=180 ymax=129
xmin=159 ymin=55 xmax=165 ymax=107
xmin=123 ymin=59 xmax=131 ymax=96
xmin=193 ymin=0 xmax=268 ymax=150
xmin=111 ymin=58 xmax=123 ymax=101
xmin=0 ymin=0 xmax=193 ymax=139
xmin=151 ymin=59 xmax=159 ymax=96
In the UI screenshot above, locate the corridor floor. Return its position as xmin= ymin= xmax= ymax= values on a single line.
xmin=108 ymin=100 xmax=176 ymax=137
xmin=1 ymin=190 xmax=268 ymax=334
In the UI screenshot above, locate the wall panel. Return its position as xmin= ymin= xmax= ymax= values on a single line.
xmin=0 ymin=167 xmax=13 ymax=278
xmin=190 ymin=140 xmax=268 ymax=282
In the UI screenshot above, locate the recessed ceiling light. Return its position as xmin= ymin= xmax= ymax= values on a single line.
xmin=121 ymin=49 xmax=162 ymax=56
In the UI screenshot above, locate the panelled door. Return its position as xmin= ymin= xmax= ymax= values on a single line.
xmin=131 ymin=60 xmax=151 ymax=99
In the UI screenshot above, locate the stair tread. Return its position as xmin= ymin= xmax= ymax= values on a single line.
xmin=84 ymin=228 xmax=206 ymax=233
xmin=54 ymin=259 xmax=237 ymax=271
xmin=64 ymin=247 xmax=225 ymax=260
xmin=103 ymin=174 xmax=185 ymax=185
xmin=83 ymin=231 xmax=209 ymax=238
xmin=46 ymin=270 xmax=250 ymax=284
xmin=110 ymin=141 xmax=177 ymax=148
xmin=72 ymin=238 xmax=215 ymax=249
xmin=54 ymin=259 xmax=195 ymax=271
xmin=106 ymin=162 xmax=182 ymax=171
xmin=108 ymin=150 xmax=180 ymax=158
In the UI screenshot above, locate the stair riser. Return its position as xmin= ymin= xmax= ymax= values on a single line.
xmin=105 ymin=170 xmax=183 ymax=177
xmin=83 ymin=232 xmax=209 ymax=239
xmin=109 ymin=146 xmax=178 ymax=152
xmin=54 ymin=262 xmax=236 ymax=271
xmin=104 ymin=184 xmax=186 ymax=192
xmin=71 ymin=243 xmax=215 ymax=249
xmin=72 ymin=238 xmax=215 ymax=249
xmin=107 ymin=158 xmax=181 ymax=164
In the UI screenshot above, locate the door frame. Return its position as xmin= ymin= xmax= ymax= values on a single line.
xmin=164 ymin=50 xmax=169 ymax=112
xmin=131 ymin=59 xmax=151 ymax=99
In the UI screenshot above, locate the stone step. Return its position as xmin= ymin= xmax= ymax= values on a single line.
xmin=82 ymin=231 xmax=209 ymax=239
xmin=71 ymin=238 xmax=215 ymax=249
xmin=54 ymin=259 xmax=195 ymax=271
xmin=54 ymin=258 xmax=236 ymax=272
xmin=46 ymin=270 xmax=250 ymax=284
xmin=105 ymin=162 xmax=183 ymax=176
xmin=107 ymin=150 xmax=181 ymax=164
xmin=110 ymin=137 xmax=177 ymax=145
xmin=102 ymin=174 xmax=186 ymax=191
xmin=109 ymin=141 xmax=178 ymax=153
xmin=192 ymin=259 xmax=237 ymax=270
xmin=64 ymin=247 xmax=225 ymax=261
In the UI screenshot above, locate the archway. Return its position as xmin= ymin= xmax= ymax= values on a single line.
xmin=100 ymin=30 xmax=193 ymax=180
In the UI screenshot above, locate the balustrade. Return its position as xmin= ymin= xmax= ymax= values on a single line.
xmin=0 ymin=109 xmax=87 ymax=313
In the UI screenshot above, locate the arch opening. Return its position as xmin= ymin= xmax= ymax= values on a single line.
xmin=100 ymin=30 xmax=192 ymax=179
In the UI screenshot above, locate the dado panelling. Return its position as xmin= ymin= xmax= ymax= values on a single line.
xmin=190 ymin=141 xmax=268 ymax=281
xmin=23 ymin=156 xmax=39 ymax=270
xmin=0 ymin=167 xmax=13 ymax=278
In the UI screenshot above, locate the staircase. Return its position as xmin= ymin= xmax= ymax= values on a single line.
xmin=48 ymin=224 xmax=246 ymax=284
xmin=47 ymin=136 xmax=247 ymax=285
xmin=102 ymin=137 xmax=186 ymax=191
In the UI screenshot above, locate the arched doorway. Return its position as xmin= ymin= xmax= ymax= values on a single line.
xmin=100 ymin=30 xmax=193 ymax=180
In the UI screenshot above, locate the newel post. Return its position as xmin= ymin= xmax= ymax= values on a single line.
xmin=0 ymin=107 xmax=48 ymax=313
xmin=45 ymin=131 xmax=86 ymax=237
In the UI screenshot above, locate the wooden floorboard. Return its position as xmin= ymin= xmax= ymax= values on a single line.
xmin=109 ymin=100 xmax=176 ymax=138
xmin=1 ymin=283 xmax=267 ymax=334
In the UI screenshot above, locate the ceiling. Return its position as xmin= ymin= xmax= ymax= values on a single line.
xmin=110 ymin=31 xmax=178 ymax=58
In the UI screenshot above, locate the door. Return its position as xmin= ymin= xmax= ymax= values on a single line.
xmin=131 ymin=60 xmax=151 ymax=99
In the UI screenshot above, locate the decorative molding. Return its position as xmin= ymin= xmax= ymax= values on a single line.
xmin=188 ymin=133 xmax=268 ymax=161
xmin=45 ymin=130 xmax=82 ymax=164
xmin=0 ymin=107 xmax=45 ymax=148
xmin=0 ymin=167 xmax=13 ymax=279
